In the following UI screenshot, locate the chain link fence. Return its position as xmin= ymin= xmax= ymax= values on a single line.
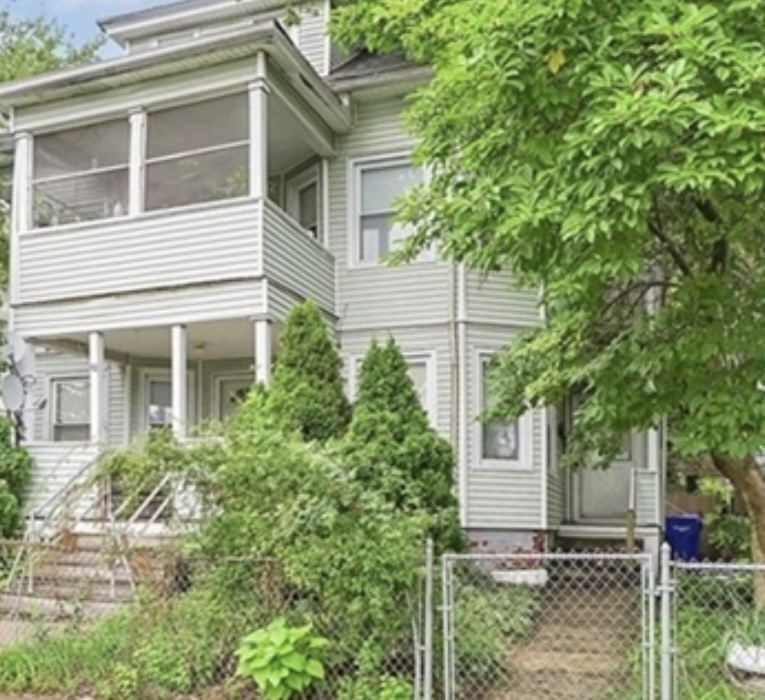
xmin=0 ymin=537 xmax=426 ymax=699
xmin=440 ymin=552 xmax=654 ymax=700
xmin=673 ymin=560 xmax=765 ymax=700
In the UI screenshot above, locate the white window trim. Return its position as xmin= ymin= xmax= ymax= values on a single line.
xmin=474 ymin=351 xmax=534 ymax=471
xmin=347 ymin=152 xmax=429 ymax=269
xmin=138 ymin=368 xmax=196 ymax=432
xmin=347 ymin=350 xmax=438 ymax=428
xmin=285 ymin=163 xmax=321 ymax=241
xmin=211 ymin=372 xmax=254 ymax=420
xmin=47 ymin=375 xmax=93 ymax=443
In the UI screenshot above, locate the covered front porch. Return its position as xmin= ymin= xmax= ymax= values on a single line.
xmin=22 ymin=317 xmax=295 ymax=515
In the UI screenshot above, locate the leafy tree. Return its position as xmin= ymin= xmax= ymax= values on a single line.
xmin=333 ymin=2 xmax=765 ymax=572
xmin=241 ymin=301 xmax=350 ymax=442
xmin=344 ymin=338 xmax=462 ymax=550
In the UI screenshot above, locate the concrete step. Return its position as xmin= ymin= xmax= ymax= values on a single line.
xmin=0 ymin=593 xmax=124 ymax=620
xmin=34 ymin=564 xmax=134 ymax=582
xmin=25 ymin=580 xmax=135 ymax=603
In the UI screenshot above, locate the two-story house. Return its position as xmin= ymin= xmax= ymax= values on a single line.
xmin=0 ymin=0 xmax=665 ymax=555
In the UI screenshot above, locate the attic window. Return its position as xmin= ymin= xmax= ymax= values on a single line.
xmin=32 ymin=120 xmax=129 ymax=228
xmin=145 ymin=93 xmax=250 ymax=212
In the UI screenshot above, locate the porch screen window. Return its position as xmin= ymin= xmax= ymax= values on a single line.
xmin=145 ymin=93 xmax=250 ymax=211
xmin=357 ymin=160 xmax=423 ymax=262
xmin=298 ymin=181 xmax=319 ymax=238
xmin=481 ymin=359 xmax=520 ymax=461
xmin=51 ymin=378 xmax=90 ymax=442
xmin=33 ymin=120 xmax=129 ymax=228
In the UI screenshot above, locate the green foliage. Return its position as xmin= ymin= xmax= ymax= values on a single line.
xmin=200 ymin=418 xmax=429 ymax=668
xmin=332 ymin=0 xmax=765 ymax=470
xmin=337 ymin=674 xmax=414 ymax=700
xmin=236 ymin=617 xmax=328 ymax=700
xmin=699 ymin=478 xmax=750 ymax=560
xmin=0 ymin=417 xmax=32 ymax=537
xmin=242 ymin=301 xmax=349 ymax=442
xmin=343 ymin=338 xmax=463 ymax=551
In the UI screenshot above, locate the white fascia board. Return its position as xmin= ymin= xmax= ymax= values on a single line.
xmin=0 ymin=21 xmax=351 ymax=134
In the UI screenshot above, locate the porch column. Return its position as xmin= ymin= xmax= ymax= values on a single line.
xmin=249 ymin=51 xmax=270 ymax=200
xmin=128 ymin=107 xmax=147 ymax=216
xmin=89 ymin=331 xmax=106 ymax=444
xmin=171 ymin=324 xmax=188 ymax=438
xmin=10 ymin=132 xmax=32 ymax=304
xmin=254 ymin=318 xmax=272 ymax=385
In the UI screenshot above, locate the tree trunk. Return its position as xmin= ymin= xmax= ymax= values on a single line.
xmin=711 ymin=453 xmax=765 ymax=609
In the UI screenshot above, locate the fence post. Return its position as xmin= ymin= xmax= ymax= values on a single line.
xmin=423 ymin=538 xmax=434 ymax=700
xmin=659 ymin=542 xmax=673 ymax=700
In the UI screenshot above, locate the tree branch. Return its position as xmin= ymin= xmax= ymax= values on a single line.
xmin=647 ymin=220 xmax=692 ymax=276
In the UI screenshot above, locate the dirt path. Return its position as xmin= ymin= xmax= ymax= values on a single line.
xmin=488 ymin=586 xmax=641 ymax=700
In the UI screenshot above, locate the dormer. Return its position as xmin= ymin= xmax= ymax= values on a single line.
xmin=99 ymin=0 xmax=344 ymax=76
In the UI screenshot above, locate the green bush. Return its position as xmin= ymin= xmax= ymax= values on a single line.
xmin=236 ymin=617 xmax=328 ymax=699
xmin=343 ymin=338 xmax=463 ymax=551
xmin=0 ymin=416 xmax=32 ymax=537
xmin=246 ymin=301 xmax=350 ymax=442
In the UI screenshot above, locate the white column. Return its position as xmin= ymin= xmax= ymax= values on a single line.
xmin=254 ymin=318 xmax=272 ymax=385
xmin=249 ymin=52 xmax=270 ymax=200
xmin=128 ymin=108 xmax=147 ymax=216
xmin=89 ymin=331 xmax=106 ymax=444
xmin=10 ymin=132 xmax=32 ymax=305
xmin=171 ymin=324 xmax=188 ymax=439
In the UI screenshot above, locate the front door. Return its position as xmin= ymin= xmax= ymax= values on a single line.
xmin=574 ymin=434 xmax=644 ymax=522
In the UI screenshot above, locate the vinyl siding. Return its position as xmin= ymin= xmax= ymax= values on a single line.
xmin=328 ymin=97 xmax=452 ymax=332
xmin=464 ymin=324 xmax=544 ymax=531
xmin=18 ymin=200 xmax=263 ymax=305
xmin=14 ymin=280 xmax=268 ymax=337
xmin=262 ymin=200 xmax=335 ymax=314
xmin=546 ymin=409 xmax=566 ymax=529
xmin=465 ymin=271 xmax=540 ymax=327
xmin=294 ymin=1 xmax=330 ymax=75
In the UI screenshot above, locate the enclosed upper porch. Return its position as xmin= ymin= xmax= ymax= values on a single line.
xmin=3 ymin=23 xmax=349 ymax=332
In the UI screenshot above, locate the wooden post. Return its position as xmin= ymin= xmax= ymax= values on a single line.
xmin=249 ymin=52 xmax=270 ymax=200
xmin=89 ymin=331 xmax=106 ymax=444
xmin=254 ymin=318 xmax=272 ymax=385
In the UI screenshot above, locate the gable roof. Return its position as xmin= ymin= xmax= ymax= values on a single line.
xmin=329 ymin=50 xmax=429 ymax=93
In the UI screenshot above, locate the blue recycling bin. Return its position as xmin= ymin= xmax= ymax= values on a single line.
xmin=665 ymin=514 xmax=704 ymax=561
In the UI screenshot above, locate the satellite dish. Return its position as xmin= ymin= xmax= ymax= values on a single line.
xmin=16 ymin=351 xmax=36 ymax=380
xmin=2 ymin=374 xmax=24 ymax=412
xmin=3 ymin=332 xmax=27 ymax=362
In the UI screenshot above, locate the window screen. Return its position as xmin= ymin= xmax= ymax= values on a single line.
xmin=147 ymin=379 xmax=172 ymax=429
xmin=145 ymin=93 xmax=250 ymax=211
xmin=33 ymin=120 xmax=129 ymax=228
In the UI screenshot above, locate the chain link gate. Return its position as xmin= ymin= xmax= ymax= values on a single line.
xmin=435 ymin=551 xmax=655 ymax=700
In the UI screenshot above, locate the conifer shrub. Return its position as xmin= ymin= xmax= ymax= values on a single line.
xmin=240 ymin=301 xmax=350 ymax=443
xmin=343 ymin=338 xmax=463 ymax=551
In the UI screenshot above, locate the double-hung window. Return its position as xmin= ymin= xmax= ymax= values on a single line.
xmin=145 ymin=93 xmax=250 ymax=211
xmin=286 ymin=166 xmax=320 ymax=241
xmin=479 ymin=355 xmax=532 ymax=468
xmin=355 ymin=157 xmax=424 ymax=263
xmin=51 ymin=377 xmax=90 ymax=442
xmin=33 ymin=121 xmax=129 ymax=228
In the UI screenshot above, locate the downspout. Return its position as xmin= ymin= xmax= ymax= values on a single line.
xmin=538 ymin=286 xmax=548 ymax=535
xmin=457 ymin=264 xmax=468 ymax=528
